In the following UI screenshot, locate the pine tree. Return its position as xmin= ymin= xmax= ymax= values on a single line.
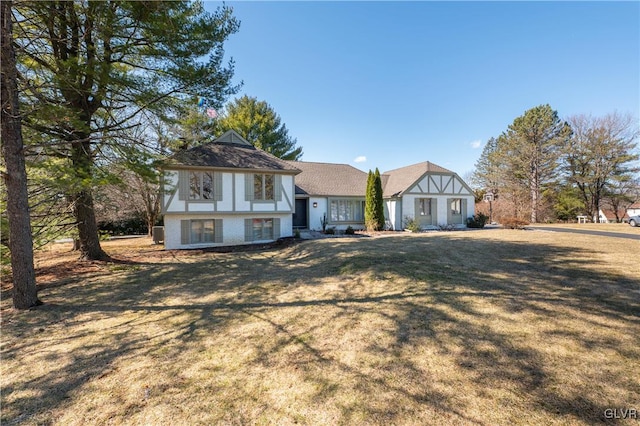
xmin=497 ymin=105 xmax=571 ymax=223
xmin=13 ymin=1 xmax=240 ymax=260
xmin=217 ymin=95 xmax=303 ymax=160
xmin=1 ymin=0 xmax=41 ymax=308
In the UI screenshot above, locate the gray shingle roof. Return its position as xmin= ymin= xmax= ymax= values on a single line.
xmin=382 ymin=161 xmax=454 ymax=197
xmin=165 ymin=130 xmax=300 ymax=173
xmin=285 ymin=161 xmax=368 ymax=197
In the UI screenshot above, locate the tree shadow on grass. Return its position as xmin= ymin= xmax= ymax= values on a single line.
xmin=2 ymin=234 xmax=638 ymax=424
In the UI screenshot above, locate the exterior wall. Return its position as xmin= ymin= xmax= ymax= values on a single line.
xmin=305 ymin=196 xmax=366 ymax=231
xmin=399 ymin=194 xmax=474 ymax=228
xmin=162 ymin=168 xmax=295 ymax=249
xmin=163 ymin=170 xmax=295 ymax=215
xmin=384 ymin=199 xmax=402 ymax=230
xmin=627 ymin=207 xmax=640 ymax=217
xmin=395 ymin=173 xmax=475 ymax=229
xmin=164 ymin=213 xmax=292 ymax=250
xmin=307 ymin=197 xmax=327 ymax=231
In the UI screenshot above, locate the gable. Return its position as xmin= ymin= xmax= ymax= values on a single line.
xmin=406 ymin=173 xmax=474 ymax=196
xmin=214 ymin=130 xmax=252 ymax=146
xmin=382 ymin=161 xmax=472 ymax=197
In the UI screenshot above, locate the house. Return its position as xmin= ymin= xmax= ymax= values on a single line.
xmin=161 ymin=130 xmax=300 ymax=249
xmin=597 ymin=208 xmax=629 ymax=223
xmin=286 ymin=160 xmax=475 ymax=232
xmin=161 ymin=131 xmax=476 ymax=248
xmin=285 ymin=161 xmax=369 ymax=231
xmin=381 ymin=162 xmax=475 ymax=230
xmin=626 ymin=202 xmax=640 ymax=217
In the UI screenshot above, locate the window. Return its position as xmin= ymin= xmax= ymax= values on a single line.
xmin=181 ymin=219 xmax=222 ymax=245
xmin=329 ymin=199 xmax=365 ymax=223
xmin=418 ymin=198 xmax=432 ymax=216
xmin=254 ymin=174 xmax=275 ymax=201
xmin=450 ymin=199 xmax=462 ymax=215
xmin=245 ymin=218 xmax=280 ymax=242
xmin=189 ymin=171 xmax=214 ymax=200
xmin=253 ymin=218 xmax=273 ymax=240
xmin=190 ymin=219 xmax=215 ymax=243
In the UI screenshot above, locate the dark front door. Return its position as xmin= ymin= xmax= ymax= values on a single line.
xmin=293 ymin=199 xmax=308 ymax=228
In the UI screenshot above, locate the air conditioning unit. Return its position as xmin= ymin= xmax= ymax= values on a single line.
xmin=152 ymin=226 xmax=164 ymax=244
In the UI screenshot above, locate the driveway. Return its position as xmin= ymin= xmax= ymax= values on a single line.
xmin=529 ymin=226 xmax=640 ymax=240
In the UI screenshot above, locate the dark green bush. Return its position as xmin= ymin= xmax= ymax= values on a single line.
xmin=98 ymin=217 xmax=148 ymax=235
xmin=345 ymin=226 xmax=355 ymax=235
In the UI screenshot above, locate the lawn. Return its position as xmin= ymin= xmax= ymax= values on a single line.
xmin=1 ymin=229 xmax=639 ymax=425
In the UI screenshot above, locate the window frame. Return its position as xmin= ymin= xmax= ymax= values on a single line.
xmin=181 ymin=218 xmax=223 ymax=245
xmin=418 ymin=198 xmax=432 ymax=216
xmin=253 ymin=173 xmax=276 ymax=202
xmin=328 ymin=198 xmax=365 ymax=224
xmin=252 ymin=218 xmax=274 ymax=241
xmin=450 ymin=198 xmax=462 ymax=215
xmin=190 ymin=219 xmax=215 ymax=243
xmin=187 ymin=170 xmax=220 ymax=201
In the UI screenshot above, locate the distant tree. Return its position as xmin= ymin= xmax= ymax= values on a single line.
xmin=471 ymin=137 xmax=500 ymax=193
xmin=550 ymin=184 xmax=585 ymax=222
xmin=1 ymin=0 xmax=40 ymax=308
xmin=217 ymin=95 xmax=303 ymax=160
xmin=562 ymin=113 xmax=639 ymax=222
xmin=13 ymin=1 xmax=240 ymax=260
xmin=165 ymin=105 xmax=219 ymax=151
xmin=497 ymin=105 xmax=572 ymax=223
xmin=605 ymin=175 xmax=640 ymax=222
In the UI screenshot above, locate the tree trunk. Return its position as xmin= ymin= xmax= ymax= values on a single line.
xmin=70 ymin=140 xmax=108 ymax=260
xmin=1 ymin=0 xmax=41 ymax=309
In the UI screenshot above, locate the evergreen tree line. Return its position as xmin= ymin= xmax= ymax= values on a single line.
xmin=471 ymin=105 xmax=639 ymax=223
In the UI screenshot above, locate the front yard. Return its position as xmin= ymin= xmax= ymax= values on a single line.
xmin=1 ymin=229 xmax=639 ymax=425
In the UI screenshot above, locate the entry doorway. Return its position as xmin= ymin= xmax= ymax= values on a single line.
xmin=293 ymin=199 xmax=308 ymax=228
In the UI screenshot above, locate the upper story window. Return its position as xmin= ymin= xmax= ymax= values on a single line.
xmin=245 ymin=173 xmax=282 ymax=202
xmin=254 ymin=174 xmax=275 ymax=201
xmin=190 ymin=171 xmax=214 ymax=200
xmin=177 ymin=170 xmax=222 ymax=202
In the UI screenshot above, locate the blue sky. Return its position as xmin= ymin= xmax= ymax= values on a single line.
xmin=206 ymin=1 xmax=639 ymax=177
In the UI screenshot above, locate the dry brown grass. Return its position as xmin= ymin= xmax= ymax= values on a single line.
xmin=2 ymin=230 xmax=639 ymax=425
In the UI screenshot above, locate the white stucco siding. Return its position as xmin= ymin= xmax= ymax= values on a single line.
xmin=165 ymin=170 xmax=294 ymax=214
xmin=400 ymin=194 xmax=475 ymax=228
xmin=163 ymin=171 xmax=184 ymax=213
xmin=627 ymin=208 xmax=640 ymax=217
xmin=307 ymin=197 xmax=327 ymax=231
xmin=384 ymin=199 xmax=403 ymax=230
xmin=276 ymin=175 xmax=295 ymax=212
xmin=217 ymin=173 xmax=234 ymax=211
xmin=164 ymin=213 xmax=292 ymax=250
xmin=232 ymin=173 xmax=247 ymax=211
